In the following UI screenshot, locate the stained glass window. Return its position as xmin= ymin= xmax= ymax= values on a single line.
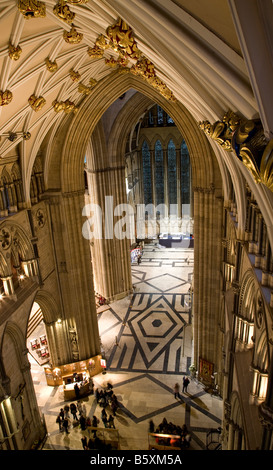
xmin=142 ymin=140 xmax=152 ymax=205
xmin=181 ymin=139 xmax=190 ymax=204
xmin=157 ymin=105 xmax=164 ymax=125
xmin=168 ymin=139 xmax=177 ymax=206
xmin=155 ymin=140 xmax=164 ymax=206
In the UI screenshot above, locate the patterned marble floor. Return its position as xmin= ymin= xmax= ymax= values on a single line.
xmin=30 ymin=244 xmax=223 ymax=451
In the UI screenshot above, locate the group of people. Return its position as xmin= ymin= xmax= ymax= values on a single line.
xmin=80 ymin=435 xmax=113 ymax=451
xmin=149 ymin=418 xmax=191 ymax=449
xmin=56 ymin=400 xmax=89 ymax=434
xmin=56 ymin=382 xmax=119 ymax=436
xmin=95 ymin=382 xmax=119 ymax=416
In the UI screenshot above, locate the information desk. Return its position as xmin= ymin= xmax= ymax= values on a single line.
xmin=44 ymin=354 xmax=103 ymax=400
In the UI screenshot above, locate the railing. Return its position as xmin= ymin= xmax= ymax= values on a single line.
xmin=206 ymin=428 xmax=222 ymax=450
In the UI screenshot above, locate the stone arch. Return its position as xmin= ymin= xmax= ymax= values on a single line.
xmin=253 ymin=329 xmax=269 ymax=372
xmin=25 ymin=290 xmax=63 ymax=366
xmin=1 ymin=321 xmax=45 ymax=448
xmin=149 ymin=133 xmax=165 ymax=149
xmin=238 ymin=271 xmax=256 ymax=321
xmin=0 ymin=221 xmax=35 ymax=264
xmin=45 ymin=72 xmax=218 ymax=195
xmin=2 ymin=321 xmax=27 ymax=372
xmin=0 ymin=221 xmax=37 ymax=297
xmin=228 ymin=391 xmax=246 ymax=449
xmin=28 ymin=289 xmax=59 ymax=327
xmin=165 ymin=133 xmax=181 ymax=150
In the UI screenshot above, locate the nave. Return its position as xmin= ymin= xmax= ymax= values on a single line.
xmin=30 ymin=245 xmax=222 ymax=450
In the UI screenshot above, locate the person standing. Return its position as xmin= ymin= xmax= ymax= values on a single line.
xmin=174 ymin=382 xmax=180 ymax=399
xmin=74 ymin=382 xmax=80 ymax=399
xmin=70 ymin=402 xmax=78 ymax=421
xmin=56 ymin=412 xmax=63 ymax=432
xmin=92 ymin=415 xmax=98 ymax=438
xmin=101 ymin=408 xmax=108 ymax=428
xmin=183 ymin=376 xmax=190 ymax=393
xmin=108 ymin=414 xmax=115 ymax=429
xmin=81 ymin=436 xmax=87 ymax=450
xmin=62 ymin=417 xmax=70 ymax=434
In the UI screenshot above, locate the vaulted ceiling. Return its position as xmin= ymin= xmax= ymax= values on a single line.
xmin=0 ymin=0 xmax=267 ymax=191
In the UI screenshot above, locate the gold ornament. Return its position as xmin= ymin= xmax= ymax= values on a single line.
xmin=66 ymin=0 xmax=88 ymax=3
xmin=52 ymin=99 xmax=65 ymax=112
xmin=78 ymin=83 xmax=92 ymax=95
xmin=0 ymin=90 xmax=13 ymax=106
xmin=53 ymin=1 xmax=75 ymax=24
xmin=77 ymin=78 xmax=97 ymax=95
xmin=28 ymin=94 xmax=46 ymax=111
xmin=63 ymin=25 xmax=83 ymax=44
xmin=106 ymin=17 xmax=141 ymax=59
xmin=131 ymin=57 xmax=155 ymax=79
xmin=105 ymin=56 xmax=119 ymax=68
xmin=199 ymin=112 xmax=273 ymax=192
xmin=45 ymin=57 xmax=58 ymax=72
xmin=23 ymin=132 xmax=31 ymax=140
xmin=69 ymin=69 xmax=81 ymax=81
xmin=89 ymin=78 xmax=97 ymax=88
xmin=87 ymin=45 xmax=104 ymax=59
xmin=63 ymin=99 xmax=78 ymax=113
xmin=52 ymin=99 xmax=77 ymax=113
xmin=18 ymin=0 xmax=46 ymax=19
xmin=95 ymin=34 xmax=110 ymax=50
xmin=8 ymin=43 xmax=22 ymax=60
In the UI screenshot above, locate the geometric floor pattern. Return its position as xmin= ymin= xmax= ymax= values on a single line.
xmin=30 ymin=244 xmax=223 ymax=450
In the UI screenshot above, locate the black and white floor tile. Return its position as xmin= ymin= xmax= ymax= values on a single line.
xmin=29 ymin=245 xmax=222 ymax=451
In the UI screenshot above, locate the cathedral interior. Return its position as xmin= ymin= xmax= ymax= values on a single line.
xmin=0 ymin=0 xmax=273 ymax=452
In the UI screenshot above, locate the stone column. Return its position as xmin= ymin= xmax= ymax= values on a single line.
xmin=2 ymin=275 xmax=14 ymax=296
xmin=47 ymin=191 xmax=101 ymax=363
xmin=192 ymin=186 xmax=223 ymax=371
xmin=163 ymin=148 xmax=168 ymax=214
xmin=176 ymin=148 xmax=182 ymax=219
xmin=86 ymin=166 xmax=132 ymax=301
xmin=227 ymin=421 xmax=235 ymax=449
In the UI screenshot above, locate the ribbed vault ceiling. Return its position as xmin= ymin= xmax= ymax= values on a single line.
xmin=0 ymin=0 xmax=258 ymax=186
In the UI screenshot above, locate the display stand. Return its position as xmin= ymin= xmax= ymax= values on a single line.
xmin=29 ymin=335 xmax=50 ymax=365
xmin=44 ymin=354 xmax=103 ymax=400
xmin=148 ymin=432 xmax=183 ymax=450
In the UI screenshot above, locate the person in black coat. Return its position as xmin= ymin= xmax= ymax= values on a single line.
xmin=70 ymin=402 xmax=78 ymax=421
xmin=81 ymin=436 xmax=87 ymax=450
xmin=79 ymin=414 xmax=86 ymax=430
xmin=62 ymin=417 xmax=70 ymax=434
xmin=74 ymin=382 xmax=80 ymax=399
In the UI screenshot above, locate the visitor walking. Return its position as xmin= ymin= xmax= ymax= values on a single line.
xmin=62 ymin=417 xmax=70 ymax=434
xmin=101 ymin=408 xmax=108 ymax=428
xmin=174 ymin=382 xmax=180 ymax=399
xmin=108 ymin=414 xmax=115 ymax=428
xmin=70 ymin=402 xmax=78 ymax=421
xmin=56 ymin=412 xmax=63 ymax=432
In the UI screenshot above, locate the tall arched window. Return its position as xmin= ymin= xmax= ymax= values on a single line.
xmin=167 ymin=139 xmax=177 ymax=207
xmin=142 ymin=140 xmax=152 ymax=205
xmin=181 ymin=139 xmax=191 ymax=205
xmin=155 ymin=140 xmax=164 ymax=206
xmin=157 ymin=105 xmax=164 ymax=125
